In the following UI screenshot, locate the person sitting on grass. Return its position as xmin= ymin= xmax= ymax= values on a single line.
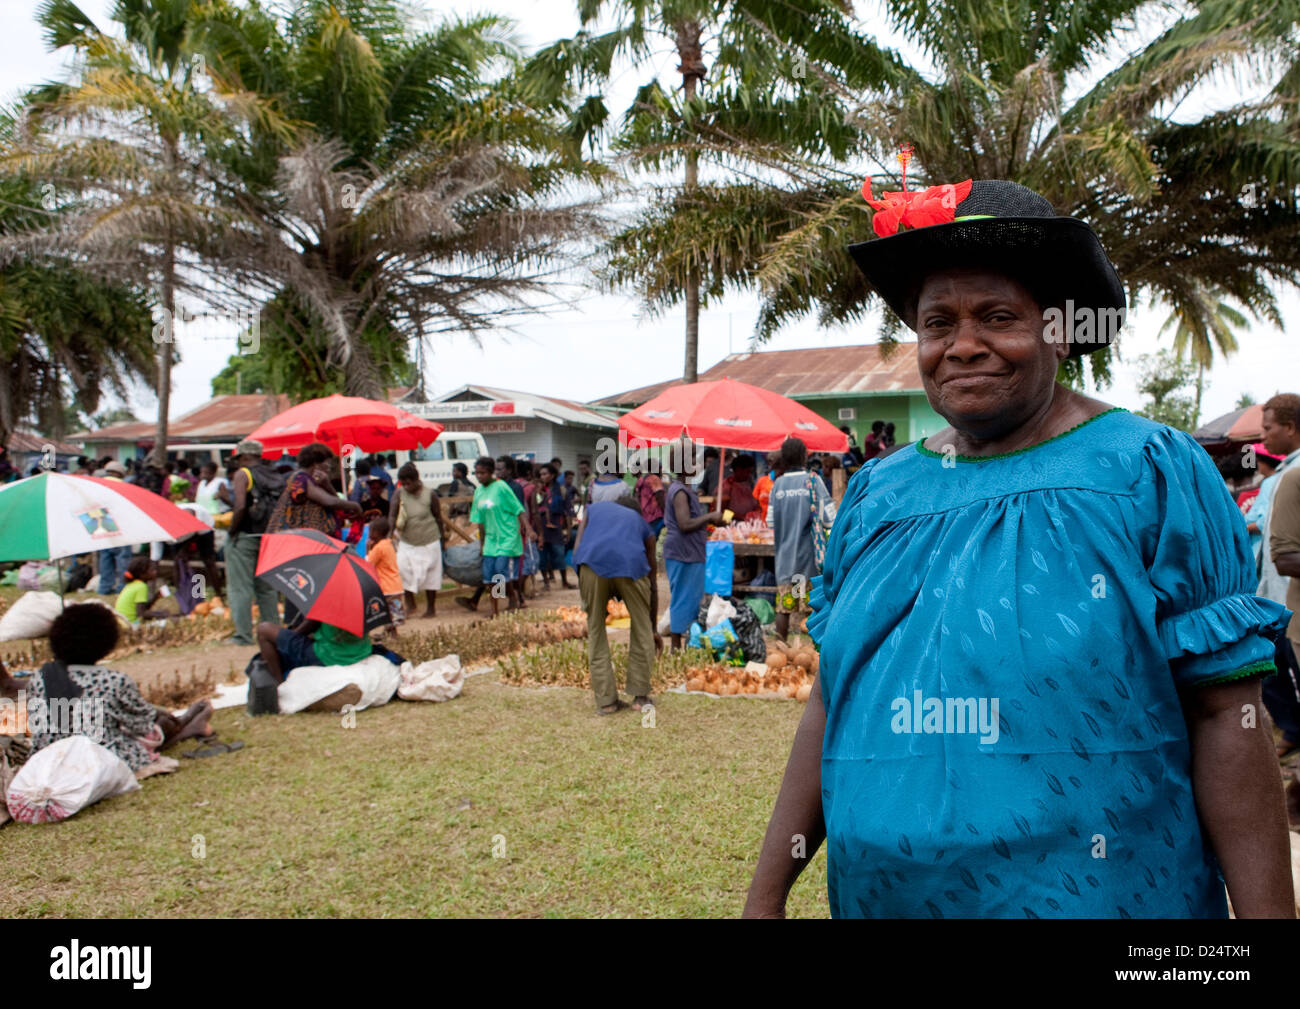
xmin=23 ymin=604 xmax=215 ymax=776
xmin=256 ymin=612 xmax=375 ymax=684
xmin=366 ymin=515 xmax=406 ymax=636
xmin=115 ymin=556 xmax=170 ymax=626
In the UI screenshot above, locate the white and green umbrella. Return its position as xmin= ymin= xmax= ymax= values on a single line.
xmin=0 ymin=472 xmax=210 ymax=562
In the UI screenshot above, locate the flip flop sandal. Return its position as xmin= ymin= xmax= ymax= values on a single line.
xmin=183 ymin=740 xmax=246 ymax=759
xmin=631 ymin=697 xmax=654 ymax=711
xmin=597 ymin=700 xmax=629 ymax=716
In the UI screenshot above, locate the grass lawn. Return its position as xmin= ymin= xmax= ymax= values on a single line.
xmin=3 ymin=676 xmax=829 ymax=918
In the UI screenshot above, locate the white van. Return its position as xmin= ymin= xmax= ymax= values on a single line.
xmin=391 ymin=431 xmax=488 ymax=494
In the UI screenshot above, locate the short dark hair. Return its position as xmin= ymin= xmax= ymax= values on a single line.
xmin=369 ymin=515 xmax=390 ymax=539
xmin=49 ymin=603 xmax=120 ymax=665
xmin=516 ymin=460 xmax=533 ymax=479
xmin=550 ymin=457 xmax=562 ymax=468
xmin=453 ymin=462 xmax=468 ymax=478
xmin=779 ymin=437 xmax=808 ymax=471
xmin=539 ymin=463 xmax=557 ymax=478
xmin=731 ymin=454 xmax=755 ymax=473
xmin=496 ymin=455 xmax=516 ymax=477
xmin=126 ymin=556 xmax=153 ymax=581
xmin=356 ymin=459 xmax=372 ymax=477
xmin=397 ymin=461 xmax=419 ymax=482
xmin=475 ymin=455 xmax=495 ymax=472
xmin=871 ymin=420 xmax=885 ymax=434
xmin=1263 ymin=393 xmax=1300 ymax=431
xmin=297 ymin=442 xmax=334 ymax=469
xmin=200 ymin=460 xmax=216 ymax=474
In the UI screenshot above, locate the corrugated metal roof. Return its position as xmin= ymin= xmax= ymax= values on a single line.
xmin=74 ymin=394 xmax=292 ymax=444
xmin=6 ymin=431 xmax=83 ymax=455
xmin=592 ymin=344 xmax=923 ymax=407
xmin=431 ymin=385 xmax=618 ymax=429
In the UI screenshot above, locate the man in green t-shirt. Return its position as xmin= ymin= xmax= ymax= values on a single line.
xmin=463 ymin=455 xmax=533 ymax=617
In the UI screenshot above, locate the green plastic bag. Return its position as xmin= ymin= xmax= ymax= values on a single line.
xmin=745 ymin=597 xmax=776 ymax=626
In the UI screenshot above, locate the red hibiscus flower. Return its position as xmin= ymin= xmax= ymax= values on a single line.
xmin=861 ymin=178 xmax=973 ymax=238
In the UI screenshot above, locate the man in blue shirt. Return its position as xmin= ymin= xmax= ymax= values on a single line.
xmin=573 ymin=497 xmax=661 ymax=715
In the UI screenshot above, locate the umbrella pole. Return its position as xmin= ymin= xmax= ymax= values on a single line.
xmin=58 ymin=556 xmax=65 ymax=611
xmin=717 ymin=448 xmax=726 ymax=518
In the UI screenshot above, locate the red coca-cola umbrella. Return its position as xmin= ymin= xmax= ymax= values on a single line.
xmin=247 ymin=394 xmax=443 ymax=460
xmin=256 ymin=529 xmax=389 ymax=636
xmin=618 ymin=378 xmax=849 ymax=452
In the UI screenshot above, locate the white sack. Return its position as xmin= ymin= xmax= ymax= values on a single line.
xmin=0 ymin=591 xmax=65 ymax=642
xmin=397 ymin=654 xmax=465 ymax=702
xmin=276 ymin=654 xmax=401 ymax=715
xmin=6 ymin=736 xmax=139 ymax=824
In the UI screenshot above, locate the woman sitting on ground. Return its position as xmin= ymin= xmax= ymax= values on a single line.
xmin=25 ymin=604 xmax=214 ymax=776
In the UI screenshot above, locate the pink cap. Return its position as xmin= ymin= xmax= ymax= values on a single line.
xmin=1252 ymin=442 xmax=1284 ymax=463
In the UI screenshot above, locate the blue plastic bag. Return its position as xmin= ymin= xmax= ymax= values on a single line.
xmin=705 ymin=540 xmax=734 ymax=596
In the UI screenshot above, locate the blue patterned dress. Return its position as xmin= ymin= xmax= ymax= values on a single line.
xmin=807 ymin=409 xmax=1290 ymax=918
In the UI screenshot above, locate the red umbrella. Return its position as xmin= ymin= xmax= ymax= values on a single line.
xmin=247 ymin=394 xmax=444 ymax=460
xmin=618 ymin=378 xmax=849 ymax=452
xmin=256 ymin=530 xmax=389 ymax=636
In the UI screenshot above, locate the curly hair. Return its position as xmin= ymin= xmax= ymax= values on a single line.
xmin=296 ymin=442 xmax=335 ymax=470
xmin=49 ymin=603 xmax=121 ymax=665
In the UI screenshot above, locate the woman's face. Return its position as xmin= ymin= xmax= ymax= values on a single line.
xmin=400 ymin=477 xmax=420 ymax=495
xmin=915 ymin=268 xmax=1067 ymax=437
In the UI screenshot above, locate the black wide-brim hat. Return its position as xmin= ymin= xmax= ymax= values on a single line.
xmin=847 ymin=180 xmax=1126 ymax=356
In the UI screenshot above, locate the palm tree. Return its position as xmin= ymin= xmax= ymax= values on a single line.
xmin=0 ymin=123 xmax=154 ymax=448
xmin=594 ymin=0 xmax=1300 ymax=385
xmin=186 ymin=0 xmax=604 ymax=400
xmin=1158 ymin=283 xmax=1269 ymax=423
xmin=7 ymin=0 xmax=252 ymax=465
xmin=526 ymin=0 xmax=881 ymax=382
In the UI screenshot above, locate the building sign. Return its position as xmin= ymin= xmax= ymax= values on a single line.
xmin=441 ymin=419 xmax=526 ymax=434
xmin=412 ymin=401 xmax=518 ymax=419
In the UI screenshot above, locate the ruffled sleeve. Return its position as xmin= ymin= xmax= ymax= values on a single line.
xmin=807 ymin=458 xmax=879 ymax=647
xmin=1140 ymin=427 xmax=1291 ymax=688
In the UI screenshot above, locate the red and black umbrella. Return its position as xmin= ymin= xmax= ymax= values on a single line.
xmin=255 ymin=530 xmax=389 ymax=636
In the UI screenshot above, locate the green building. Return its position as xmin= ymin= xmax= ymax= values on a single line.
xmin=591 ymin=343 xmax=944 ymax=446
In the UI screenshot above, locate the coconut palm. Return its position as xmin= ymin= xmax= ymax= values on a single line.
xmin=186 ymin=0 xmax=605 ymax=400
xmin=5 ymin=0 xmax=256 ymax=464
xmin=0 ymin=146 xmax=153 ymax=448
xmin=526 ymin=0 xmax=884 ymax=382
xmin=1158 ymin=282 xmax=1271 ymax=420
xmin=596 ymin=0 xmax=1300 ymax=385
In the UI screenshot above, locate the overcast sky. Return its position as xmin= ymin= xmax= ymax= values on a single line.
xmin=1 ymin=0 xmax=1294 ymax=429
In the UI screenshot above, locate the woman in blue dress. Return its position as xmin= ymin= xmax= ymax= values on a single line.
xmin=744 ymin=180 xmax=1295 ymax=918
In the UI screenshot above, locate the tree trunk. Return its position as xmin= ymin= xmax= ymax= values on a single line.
xmin=152 ymin=137 xmax=178 ymax=469
xmin=678 ymin=23 xmax=706 ymax=385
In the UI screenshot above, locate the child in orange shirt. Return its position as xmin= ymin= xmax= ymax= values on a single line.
xmin=366 ymin=516 xmax=405 ymax=633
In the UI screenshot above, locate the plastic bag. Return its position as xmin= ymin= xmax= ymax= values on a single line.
xmin=705 ymin=594 xmax=738 ymax=630
xmin=704 ymin=541 xmax=734 ymax=596
xmin=397 ymin=654 xmax=465 ymax=702
xmin=0 ymin=591 xmax=65 ymax=642
xmin=6 ymin=736 xmax=139 ymax=824
xmin=697 ymin=596 xmax=767 ymax=663
xmin=744 ymin=596 xmax=776 ymax=627
xmin=689 ymin=618 xmax=742 ymax=662
xmin=16 ymin=563 xmax=42 ymax=592
xmin=443 ymin=542 xmax=483 ymax=587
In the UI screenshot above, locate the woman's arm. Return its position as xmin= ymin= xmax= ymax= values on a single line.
xmin=304 ymin=471 xmax=360 ymax=514
xmin=672 ymin=487 xmax=721 ymax=533
xmin=743 ymin=674 xmax=827 ymax=918
xmin=1181 ymin=677 xmax=1296 ymax=917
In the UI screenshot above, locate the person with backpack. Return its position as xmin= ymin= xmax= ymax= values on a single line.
xmin=225 ymin=439 xmax=286 ymax=646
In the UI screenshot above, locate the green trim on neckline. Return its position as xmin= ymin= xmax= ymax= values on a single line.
xmin=1196 ymin=659 xmax=1276 ymax=688
xmin=915 ymin=407 xmax=1127 ymax=463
